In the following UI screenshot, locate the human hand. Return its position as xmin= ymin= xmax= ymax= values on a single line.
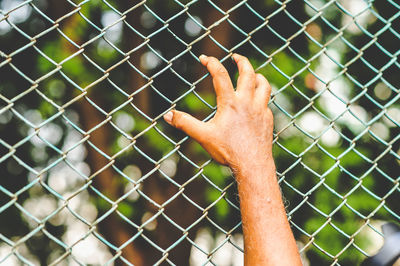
xmin=164 ymin=54 xmax=273 ymax=171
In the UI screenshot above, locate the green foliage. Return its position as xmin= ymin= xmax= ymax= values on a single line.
xmin=1 ymin=1 xmax=398 ymax=265
xmin=117 ymin=201 xmax=135 ymax=217
xmin=203 ymin=163 xmax=232 ymax=222
xmin=182 ymin=92 xmax=216 ymax=112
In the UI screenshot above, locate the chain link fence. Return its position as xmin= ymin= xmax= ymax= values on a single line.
xmin=1 ymin=0 xmax=399 ymax=265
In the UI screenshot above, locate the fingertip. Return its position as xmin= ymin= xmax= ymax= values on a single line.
xmin=163 ymin=111 xmax=173 ymax=124
xmin=232 ymin=53 xmax=243 ymax=63
xmin=166 ymin=110 xmax=208 ymax=141
xmin=233 ymin=54 xmax=252 ymax=72
xmin=199 ymin=54 xmax=208 ymax=65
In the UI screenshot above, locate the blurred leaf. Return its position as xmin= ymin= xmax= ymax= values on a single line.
xmin=117 ymin=201 xmax=134 ymax=217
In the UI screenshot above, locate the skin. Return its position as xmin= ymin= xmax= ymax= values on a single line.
xmin=163 ymin=54 xmax=302 ymax=265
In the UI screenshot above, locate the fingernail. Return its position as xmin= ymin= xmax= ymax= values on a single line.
xmin=164 ymin=111 xmax=173 ymax=124
xmin=199 ymin=54 xmax=207 ymax=61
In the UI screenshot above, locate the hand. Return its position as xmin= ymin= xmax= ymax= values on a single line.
xmin=164 ymin=54 xmax=273 ymax=171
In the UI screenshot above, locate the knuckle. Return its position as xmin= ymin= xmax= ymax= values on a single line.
xmin=238 ymin=57 xmax=250 ymax=66
xmin=244 ymin=67 xmax=254 ymax=76
xmin=257 ymin=74 xmax=270 ymax=88
xmin=240 ymin=63 xmax=255 ymax=77
xmin=256 ymin=73 xmax=266 ymax=81
xmin=242 ymin=56 xmax=250 ymax=64
xmin=208 ymin=58 xmax=228 ymax=76
xmin=216 ymin=65 xmax=228 ymax=75
xmin=208 ymin=57 xmax=219 ymax=66
xmin=234 ymin=54 xmax=245 ymax=61
xmin=172 ymin=112 xmax=182 ymax=128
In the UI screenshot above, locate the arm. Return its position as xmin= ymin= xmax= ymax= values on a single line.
xmin=234 ymin=153 xmax=300 ymax=265
xmin=163 ymin=54 xmax=302 ymax=265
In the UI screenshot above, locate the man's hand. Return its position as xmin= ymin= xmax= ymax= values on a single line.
xmin=163 ymin=54 xmax=273 ymax=171
xmin=164 ymin=54 xmax=302 ymax=265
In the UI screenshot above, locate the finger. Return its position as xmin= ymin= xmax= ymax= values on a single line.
xmin=164 ymin=110 xmax=209 ymax=142
xmin=232 ymin=54 xmax=256 ymax=95
xmin=255 ymin=73 xmax=272 ymax=104
xmin=199 ymin=55 xmax=234 ymax=103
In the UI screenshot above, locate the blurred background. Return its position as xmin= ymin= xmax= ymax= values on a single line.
xmin=0 ymin=0 xmax=399 ymax=265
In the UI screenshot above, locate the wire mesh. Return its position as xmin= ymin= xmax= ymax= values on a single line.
xmin=0 ymin=0 xmax=399 ymax=265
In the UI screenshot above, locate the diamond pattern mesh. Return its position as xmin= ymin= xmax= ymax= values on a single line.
xmin=0 ymin=0 xmax=399 ymax=265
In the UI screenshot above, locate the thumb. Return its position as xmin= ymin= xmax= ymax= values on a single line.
xmin=164 ymin=110 xmax=208 ymax=142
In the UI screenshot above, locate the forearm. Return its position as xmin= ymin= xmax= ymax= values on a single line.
xmin=234 ymin=156 xmax=302 ymax=266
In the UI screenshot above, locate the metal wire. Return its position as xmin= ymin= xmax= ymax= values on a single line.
xmin=0 ymin=0 xmax=399 ymax=265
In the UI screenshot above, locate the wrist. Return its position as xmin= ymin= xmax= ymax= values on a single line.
xmin=229 ymin=151 xmax=276 ymax=180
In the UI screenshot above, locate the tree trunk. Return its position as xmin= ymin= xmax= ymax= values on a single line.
xmin=79 ymin=100 xmax=144 ymax=266
xmin=56 ymin=5 xmax=145 ymax=264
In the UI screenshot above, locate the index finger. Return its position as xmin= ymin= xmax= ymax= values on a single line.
xmin=200 ymin=55 xmax=234 ymax=103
